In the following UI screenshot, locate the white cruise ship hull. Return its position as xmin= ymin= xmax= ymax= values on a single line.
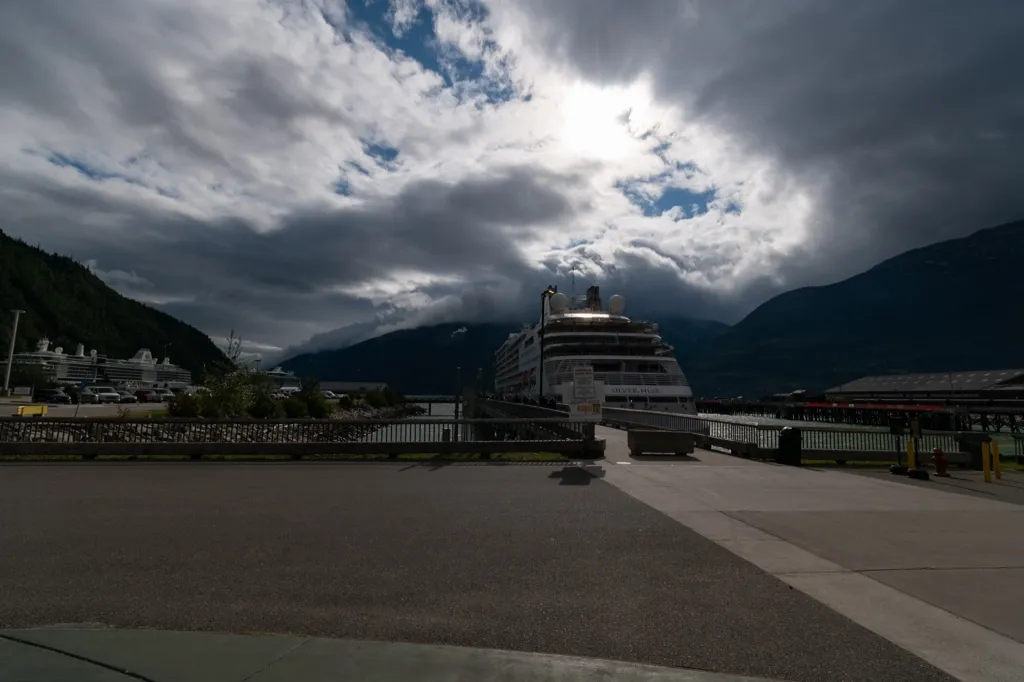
xmin=493 ymin=285 xmax=698 ymax=415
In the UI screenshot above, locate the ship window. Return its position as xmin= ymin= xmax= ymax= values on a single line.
xmin=592 ymin=363 xmax=620 ymax=372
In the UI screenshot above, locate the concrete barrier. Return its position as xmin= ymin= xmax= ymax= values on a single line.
xmin=12 ymin=404 xmax=47 ymax=417
xmin=627 ymin=429 xmax=695 ymax=456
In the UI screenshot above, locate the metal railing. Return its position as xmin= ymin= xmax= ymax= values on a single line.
xmin=758 ymin=428 xmax=960 ymax=454
xmin=601 ymin=407 xmax=760 ymax=444
xmin=600 ymin=407 xmax=962 ymax=454
xmin=0 ymin=417 xmax=595 ymax=444
xmin=0 ymin=417 xmax=605 ymax=458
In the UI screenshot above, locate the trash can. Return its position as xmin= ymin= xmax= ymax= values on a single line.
xmin=775 ymin=426 xmax=802 ymax=466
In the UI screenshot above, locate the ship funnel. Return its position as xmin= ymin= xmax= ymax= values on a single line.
xmin=585 ymin=285 xmax=602 ymax=311
xmin=75 ymin=343 xmax=85 ymax=357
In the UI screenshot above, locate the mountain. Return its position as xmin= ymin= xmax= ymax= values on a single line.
xmin=280 ymin=317 xmax=729 ymax=395
xmin=281 ymin=323 xmax=513 ymax=394
xmin=687 ymin=219 xmax=1024 ymax=399
xmin=0 ymin=230 xmax=227 ymax=377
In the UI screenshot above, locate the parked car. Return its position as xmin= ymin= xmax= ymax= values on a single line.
xmin=322 ymin=390 xmax=337 ymax=400
xmin=66 ymin=387 xmax=97 ymax=404
xmin=134 ymin=390 xmax=161 ymax=403
xmin=87 ymin=386 xmax=122 ymax=403
xmin=153 ymin=388 xmax=175 ymax=402
xmin=35 ymin=388 xmax=72 ymax=404
xmin=117 ymin=391 xmax=138 ymax=404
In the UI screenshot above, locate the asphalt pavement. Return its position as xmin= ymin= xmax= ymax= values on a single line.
xmin=0 ymin=463 xmax=952 ymax=682
xmin=596 ymin=425 xmax=1024 ymax=682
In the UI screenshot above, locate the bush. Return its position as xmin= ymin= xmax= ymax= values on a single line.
xmin=363 ymin=390 xmax=387 ymax=409
xmin=247 ymin=391 xmax=283 ymax=419
xmin=281 ymin=396 xmax=309 ymax=418
xmin=306 ymin=395 xmax=332 ymax=419
xmin=168 ymin=393 xmax=202 ymax=418
xmin=199 ymin=397 xmax=223 ymax=419
xmin=336 ymin=394 xmax=354 ymax=409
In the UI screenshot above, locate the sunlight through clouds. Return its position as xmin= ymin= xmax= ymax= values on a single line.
xmin=2 ymin=0 xmax=1021 ymax=355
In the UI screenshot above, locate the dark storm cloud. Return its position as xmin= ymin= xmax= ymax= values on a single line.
xmin=0 ymin=166 xmax=575 ymax=348
xmin=509 ymin=0 xmax=1024 ymax=285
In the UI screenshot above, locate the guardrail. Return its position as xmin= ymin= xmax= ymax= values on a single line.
xmin=479 ymin=399 xmax=979 ymax=465
xmin=599 ymin=406 xmax=970 ymax=466
xmin=0 ymin=417 xmax=605 ymax=459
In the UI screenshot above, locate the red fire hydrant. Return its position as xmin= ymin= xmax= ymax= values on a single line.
xmin=932 ymin=447 xmax=951 ymax=477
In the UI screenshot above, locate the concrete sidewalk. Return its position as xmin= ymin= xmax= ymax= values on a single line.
xmin=596 ymin=426 xmax=1024 ymax=682
xmin=0 ymin=627 xmax=784 ymax=682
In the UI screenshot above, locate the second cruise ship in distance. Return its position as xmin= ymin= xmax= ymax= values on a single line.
xmin=493 ymin=285 xmax=696 ymax=414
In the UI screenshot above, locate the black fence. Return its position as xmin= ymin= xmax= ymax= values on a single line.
xmin=0 ymin=417 xmax=604 ymax=458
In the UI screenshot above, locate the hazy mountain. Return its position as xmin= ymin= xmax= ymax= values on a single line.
xmin=686 ymin=219 xmax=1024 ymax=398
xmin=0 ymin=229 xmax=227 ymax=377
xmin=280 ymin=318 xmax=729 ymax=394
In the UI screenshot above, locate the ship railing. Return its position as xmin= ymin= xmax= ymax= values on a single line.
xmin=547 ymin=372 xmax=688 ymax=387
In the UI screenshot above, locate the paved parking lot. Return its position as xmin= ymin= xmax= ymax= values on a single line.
xmin=0 ymin=463 xmax=952 ymax=682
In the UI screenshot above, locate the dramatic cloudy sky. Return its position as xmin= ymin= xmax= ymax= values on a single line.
xmin=2 ymin=0 xmax=1022 ymax=359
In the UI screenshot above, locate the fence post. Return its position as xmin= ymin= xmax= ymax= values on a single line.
xmin=982 ymin=441 xmax=991 ymax=483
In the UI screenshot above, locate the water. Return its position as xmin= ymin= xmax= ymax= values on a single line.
xmin=369 ymin=402 xmax=464 ymax=443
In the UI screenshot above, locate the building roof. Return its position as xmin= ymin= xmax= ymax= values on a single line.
xmin=827 ymin=369 xmax=1024 ymax=395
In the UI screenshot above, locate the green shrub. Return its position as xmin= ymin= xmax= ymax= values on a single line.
xmin=248 ymin=391 xmax=283 ymax=419
xmin=281 ymin=396 xmax=308 ymax=418
xmin=306 ymin=395 xmax=332 ymax=419
xmin=168 ymin=393 xmax=201 ymax=418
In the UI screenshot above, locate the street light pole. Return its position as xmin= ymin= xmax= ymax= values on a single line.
xmin=3 ymin=309 xmax=26 ymax=396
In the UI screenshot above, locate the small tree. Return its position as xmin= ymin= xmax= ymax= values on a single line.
xmin=195 ymin=330 xmax=254 ymax=417
xmin=298 ymin=375 xmax=331 ymax=419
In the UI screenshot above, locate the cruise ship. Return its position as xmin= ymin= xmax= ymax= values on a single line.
xmin=6 ymin=338 xmax=192 ymax=385
xmin=493 ymin=285 xmax=696 ymax=413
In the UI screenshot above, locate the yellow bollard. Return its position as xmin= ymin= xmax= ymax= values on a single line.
xmin=982 ymin=441 xmax=991 ymax=483
xmin=993 ymin=440 xmax=1002 ymax=480
xmin=906 ymin=439 xmax=916 ymax=470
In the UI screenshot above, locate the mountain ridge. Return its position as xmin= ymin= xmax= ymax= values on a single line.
xmin=685 ymin=219 xmax=1024 ymax=397
xmin=0 ymin=229 xmax=228 ymax=377
xmin=280 ymin=318 xmax=729 ymax=394
xmin=281 ymin=219 xmax=1024 ymax=398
